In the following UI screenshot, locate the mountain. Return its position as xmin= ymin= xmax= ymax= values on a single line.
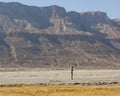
xmin=113 ymin=18 xmax=120 ymax=24
xmin=0 ymin=2 xmax=120 ymax=69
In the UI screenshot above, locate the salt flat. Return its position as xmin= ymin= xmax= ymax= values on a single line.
xmin=0 ymin=69 xmax=120 ymax=84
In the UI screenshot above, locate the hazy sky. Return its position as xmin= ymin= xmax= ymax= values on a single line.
xmin=0 ymin=0 xmax=119 ymax=19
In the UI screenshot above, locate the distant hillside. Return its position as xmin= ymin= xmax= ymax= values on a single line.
xmin=0 ymin=2 xmax=120 ymax=69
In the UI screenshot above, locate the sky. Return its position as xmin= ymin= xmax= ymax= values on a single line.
xmin=0 ymin=0 xmax=119 ymax=19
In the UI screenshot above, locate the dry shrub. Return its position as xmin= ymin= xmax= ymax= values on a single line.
xmin=0 ymin=85 xmax=120 ymax=96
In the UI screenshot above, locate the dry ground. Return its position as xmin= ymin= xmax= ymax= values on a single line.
xmin=0 ymin=69 xmax=120 ymax=84
xmin=0 ymin=69 xmax=120 ymax=96
xmin=0 ymin=85 xmax=120 ymax=96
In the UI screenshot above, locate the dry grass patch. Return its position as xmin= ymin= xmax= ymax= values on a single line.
xmin=0 ymin=85 xmax=120 ymax=96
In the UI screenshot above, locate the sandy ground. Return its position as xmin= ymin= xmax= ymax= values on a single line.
xmin=0 ymin=69 xmax=120 ymax=84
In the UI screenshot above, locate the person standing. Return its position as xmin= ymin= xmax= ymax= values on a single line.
xmin=71 ymin=66 xmax=74 ymax=80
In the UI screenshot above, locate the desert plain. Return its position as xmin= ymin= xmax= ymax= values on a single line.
xmin=0 ymin=69 xmax=120 ymax=96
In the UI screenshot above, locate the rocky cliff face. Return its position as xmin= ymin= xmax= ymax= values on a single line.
xmin=40 ymin=5 xmax=67 ymax=18
xmin=0 ymin=2 xmax=120 ymax=69
xmin=67 ymin=11 xmax=111 ymax=27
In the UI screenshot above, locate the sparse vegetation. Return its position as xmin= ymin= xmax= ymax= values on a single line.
xmin=0 ymin=85 xmax=120 ymax=96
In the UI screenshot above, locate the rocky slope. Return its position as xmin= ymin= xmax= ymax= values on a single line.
xmin=0 ymin=2 xmax=120 ymax=69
